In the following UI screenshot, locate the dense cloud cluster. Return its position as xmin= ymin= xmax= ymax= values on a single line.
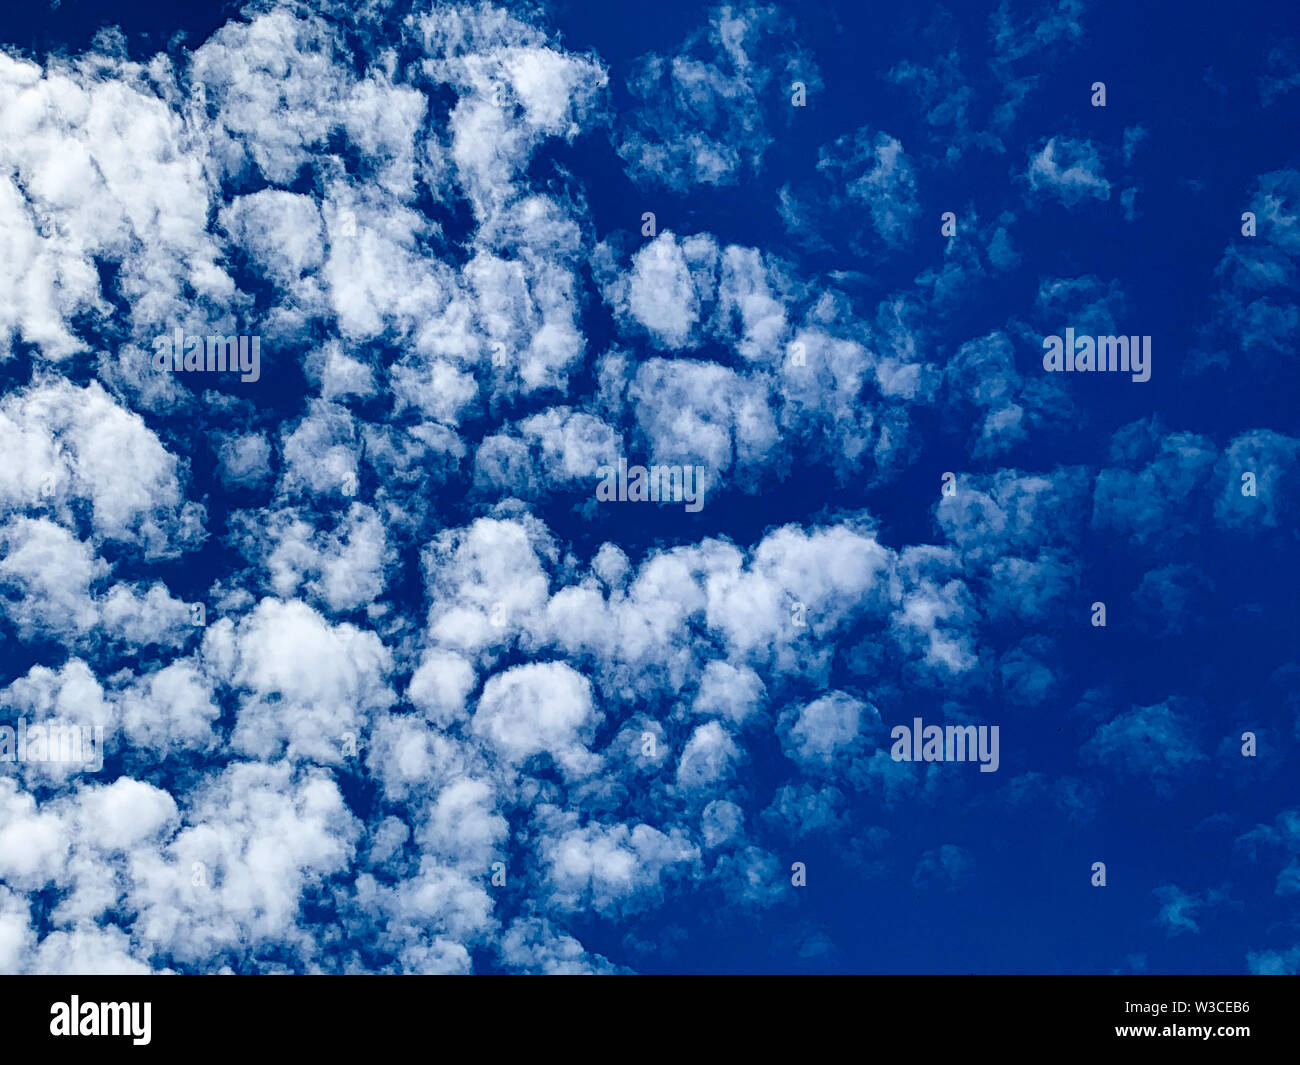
xmin=0 ymin=0 xmax=1295 ymax=973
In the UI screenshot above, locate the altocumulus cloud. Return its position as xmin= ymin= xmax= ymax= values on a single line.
xmin=0 ymin=0 xmax=1296 ymax=976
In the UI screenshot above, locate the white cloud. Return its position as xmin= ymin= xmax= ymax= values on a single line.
xmin=616 ymin=6 xmax=816 ymax=190
xmin=211 ymin=598 xmax=394 ymax=764
xmin=1026 ymin=136 xmax=1111 ymax=205
xmin=536 ymin=806 xmax=700 ymax=914
xmin=472 ymin=662 xmax=601 ymax=778
xmin=676 ymin=720 xmax=741 ymax=792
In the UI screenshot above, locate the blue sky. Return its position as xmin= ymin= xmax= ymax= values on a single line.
xmin=0 ymin=0 xmax=1295 ymax=975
